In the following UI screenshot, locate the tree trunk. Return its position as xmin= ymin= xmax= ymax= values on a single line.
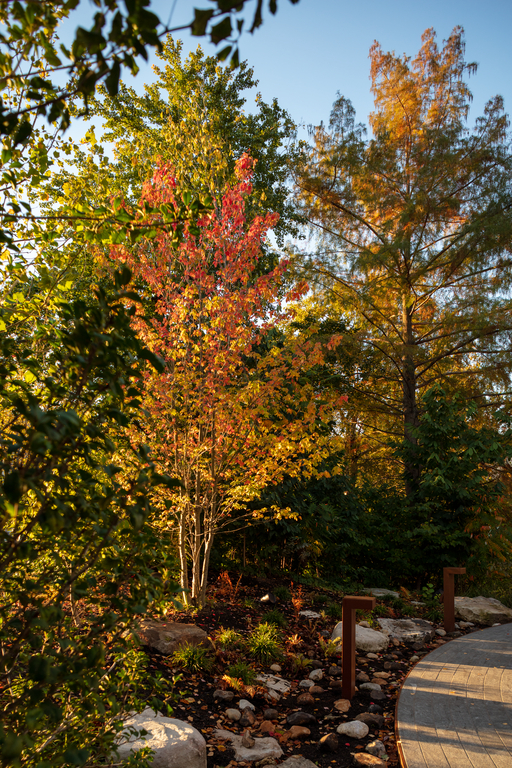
xmin=402 ymin=294 xmax=420 ymax=499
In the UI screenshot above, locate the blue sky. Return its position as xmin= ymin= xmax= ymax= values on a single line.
xmin=62 ymin=0 xmax=512 ymax=135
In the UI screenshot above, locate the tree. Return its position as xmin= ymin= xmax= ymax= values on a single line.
xmin=0 ymin=270 xmax=178 ymax=767
xmin=294 ymin=28 xmax=512 ymax=494
xmin=112 ymin=155 xmax=343 ymax=607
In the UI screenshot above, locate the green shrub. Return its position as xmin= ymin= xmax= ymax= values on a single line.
xmin=226 ymin=662 xmax=256 ymax=685
xmin=215 ymin=627 xmax=246 ymax=650
xmin=261 ymin=609 xmax=288 ymax=628
xmin=172 ymin=643 xmax=213 ymax=672
xmin=248 ymin=622 xmax=283 ymax=664
xmin=326 ymin=602 xmax=343 ymax=620
xmin=273 ymin=585 xmax=291 ymax=602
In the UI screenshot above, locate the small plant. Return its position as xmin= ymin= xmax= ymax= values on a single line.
xmin=227 ymin=662 xmax=256 ymax=685
xmin=274 ymin=585 xmax=291 ymax=602
xmin=373 ymin=603 xmax=392 ymax=617
xmin=311 ymin=592 xmax=329 ymax=606
xmin=261 ymin=609 xmax=288 ymax=628
xmin=243 ymin=597 xmax=256 ymax=610
xmin=421 ymin=582 xmax=443 ymax=622
xmin=319 ymin=636 xmax=342 ymax=658
xmin=285 ymin=633 xmax=302 ymax=650
xmin=401 ymin=603 xmax=417 ymax=617
xmin=391 ymin=596 xmax=405 ymax=611
xmin=326 ymin=602 xmax=343 ymax=620
xmin=291 ymin=583 xmax=304 ymax=618
xmin=215 ymin=627 xmax=246 ymax=650
xmin=172 ymin=643 xmax=213 ymax=673
xmin=248 ymin=622 xmax=283 ymax=664
xmin=289 ymin=652 xmax=312 ymax=674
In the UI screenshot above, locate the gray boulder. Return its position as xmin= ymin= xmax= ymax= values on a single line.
xmin=331 ymin=622 xmax=388 ymax=653
xmin=214 ymin=729 xmax=282 ymax=763
xmin=118 ymin=708 xmax=206 ymax=768
xmin=278 ymin=757 xmax=320 ymax=768
xmin=136 ymin=621 xmax=209 ymax=656
xmin=362 ymin=588 xmax=399 ymax=599
xmin=377 ymin=618 xmax=435 ymax=644
xmin=454 ymin=596 xmax=512 ymax=626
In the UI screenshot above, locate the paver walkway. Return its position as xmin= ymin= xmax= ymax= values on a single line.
xmin=396 ymin=623 xmax=512 ymax=768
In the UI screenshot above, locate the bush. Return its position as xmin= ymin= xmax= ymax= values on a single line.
xmin=215 ymin=627 xmax=246 ymax=650
xmin=172 ymin=643 xmax=213 ymax=673
xmin=261 ymin=609 xmax=288 ymax=628
xmin=226 ymin=662 xmax=256 ymax=685
xmin=248 ymin=622 xmax=283 ymax=664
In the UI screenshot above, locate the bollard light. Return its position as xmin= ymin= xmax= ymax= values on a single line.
xmin=341 ymin=595 xmax=376 ymax=700
xmin=443 ymin=567 xmax=466 ymax=633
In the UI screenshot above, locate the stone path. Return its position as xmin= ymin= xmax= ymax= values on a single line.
xmin=396 ymin=623 xmax=512 ymax=768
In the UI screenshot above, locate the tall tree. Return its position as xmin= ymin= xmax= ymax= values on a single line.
xmin=112 ymin=155 xmax=342 ymax=607
xmin=294 ymin=27 xmax=512 ymax=492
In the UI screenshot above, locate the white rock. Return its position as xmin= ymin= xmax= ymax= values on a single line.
xmin=435 ymin=629 xmax=446 ymax=637
xmin=410 ymin=655 xmax=420 ymax=662
xmin=238 ymin=699 xmax=255 ymax=711
xmin=299 ymin=679 xmax=315 ymax=689
xmin=300 ymin=610 xmax=321 ymax=619
xmin=454 ymin=596 xmax=512 ymax=626
xmin=278 ymin=756 xmax=320 ymax=768
xmin=367 ymin=739 xmax=387 ymax=757
xmin=367 ymin=653 xmax=379 ymax=659
xmin=270 ymin=663 xmax=282 ymax=672
xmin=226 ymin=708 xmax=241 ymax=721
xmin=360 ymin=682 xmax=382 ymax=692
xmin=255 ymin=674 xmax=291 ymax=695
xmin=362 ymin=588 xmax=400 ymax=599
xmin=378 ymin=618 xmax=435 ymax=644
xmin=308 ymin=668 xmax=323 ymax=681
xmin=117 ymin=708 xmax=206 ymax=768
xmin=493 ymin=622 xmax=502 ymax=627
xmin=332 ymin=622 xmax=388 ymax=653
xmin=214 ymin=729 xmax=282 ymax=763
xmin=337 ymin=720 xmax=369 ymax=738
xmin=359 ymin=621 xmax=371 ymax=628
xmin=459 ymin=621 xmax=474 ymax=628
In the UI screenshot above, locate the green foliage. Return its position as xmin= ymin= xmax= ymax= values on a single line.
xmin=289 ymin=652 xmax=312 ymax=673
xmin=318 ymin=637 xmax=342 ymax=659
xmin=261 ymin=609 xmax=288 ymax=628
xmin=273 ymin=585 xmax=291 ymax=602
xmin=215 ymin=628 xmax=246 ymax=650
xmin=226 ymin=662 xmax=256 ymax=685
xmin=325 ymin=602 xmax=343 ymax=620
xmin=248 ymin=622 xmax=283 ymax=664
xmin=0 ymin=272 xmax=179 ymax=767
xmin=172 ymin=643 xmax=213 ymax=673
xmin=421 ymin=583 xmax=443 ymax=622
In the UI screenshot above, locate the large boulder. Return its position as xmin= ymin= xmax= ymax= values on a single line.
xmin=362 ymin=588 xmax=400 ymax=599
xmin=331 ymin=622 xmax=388 ymax=653
xmin=454 ymin=596 xmax=512 ymax=626
xmin=136 ymin=621 xmax=209 ymax=655
xmin=377 ymin=618 xmax=435 ymax=645
xmin=214 ymin=729 xmax=282 ymax=763
xmin=118 ymin=708 xmax=206 ymax=768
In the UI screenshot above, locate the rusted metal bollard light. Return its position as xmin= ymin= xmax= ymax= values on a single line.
xmin=443 ymin=567 xmax=466 ymax=633
xmin=341 ymin=595 xmax=376 ymax=700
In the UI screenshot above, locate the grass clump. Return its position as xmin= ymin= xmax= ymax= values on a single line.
xmin=273 ymin=585 xmax=291 ymax=602
xmin=226 ymin=662 xmax=256 ymax=685
xmin=248 ymin=622 xmax=283 ymax=664
xmin=172 ymin=643 xmax=213 ymax=672
xmin=215 ymin=627 xmax=245 ymax=650
xmin=326 ymin=602 xmax=342 ymax=620
xmin=261 ymin=609 xmax=288 ymax=628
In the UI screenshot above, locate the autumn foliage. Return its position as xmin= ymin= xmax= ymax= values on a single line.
xmin=112 ymin=154 xmax=344 ymax=606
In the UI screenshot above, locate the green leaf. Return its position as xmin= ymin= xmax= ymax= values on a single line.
xmin=191 ymin=8 xmax=214 ymax=36
xmin=210 ymin=16 xmax=232 ymax=44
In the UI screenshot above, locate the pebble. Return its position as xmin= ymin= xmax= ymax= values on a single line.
xmin=240 ymin=708 xmax=256 ymax=726
xmin=410 ymin=655 xmax=420 ymax=662
xmin=329 ymin=679 xmax=343 ymax=690
xmin=318 ymin=733 xmax=339 ymax=752
xmin=242 ymin=729 xmax=255 ymax=748
xmin=368 ymin=704 xmax=383 ymax=715
xmin=263 ymin=708 xmax=279 ymax=721
xmin=360 ymin=682 xmax=382 ymax=692
xmin=308 ymin=668 xmax=323 ymax=681
xmin=226 ymin=708 xmax=241 ymax=721
xmin=367 ymin=739 xmax=387 ymax=758
xmin=333 ymin=699 xmax=350 ymax=713
xmin=367 ymin=653 xmax=379 ymax=659
xmin=356 ymin=712 xmax=385 ymax=729
xmin=356 ymin=672 xmax=370 ymax=683
xmin=384 ymin=661 xmax=400 ymax=670
xmin=328 ymin=665 xmax=342 ymax=677
xmin=297 ymin=692 xmax=315 ymax=706
xmin=287 ymin=726 xmax=311 ymax=739
xmin=309 ymin=659 xmax=323 ymax=669
xmin=309 ymin=685 xmax=325 ymax=695
xmin=435 ymin=628 xmax=446 ymax=637
xmin=353 ymin=753 xmax=386 ymax=766
xmin=299 ymin=679 xmax=315 ymax=689
xmin=258 ymin=720 xmax=275 ymax=734
xmin=239 ymin=699 xmax=255 ymax=711
xmin=270 ymin=664 xmax=282 ymax=672
xmin=214 ymin=689 xmax=234 ymax=702
xmin=337 ymin=720 xmax=369 ymax=738
xmin=459 ymin=621 xmax=474 ymax=628
xmin=286 ymin=711 xmax=317 ymax=727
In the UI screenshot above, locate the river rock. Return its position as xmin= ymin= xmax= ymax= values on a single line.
xmin=353 ymin=754 xmax=386 ymax=767
xmin=454 ymin=596 xmax=512 ymax=626
xmin=117 ymin=708 xmax=206 ymax=768
xmin=239 ymin=699 xmax=255 ymax=711
xmin=334 ymin=699 xmax=350 ymax=713
xmin=287 ymin=726 xmax=311 ymax=739
xmin=214 ymin=729 xmax=282 ymax=763
xmin=318 ymin=733 xmax=339 ymax=752
xmin=226 ymin=708 xmax=241 ymax=721
xmin=278 ymin=757 xmax=320 ymax=768
xmin=213 ymin=690 xmax=234 ymax=703
xmin=136 ymin=621 xmax=209 ymax=656
xmin=286 ymin=711 xmax=317 ymax=727
xmin=362 ymin=588 xmax=400 ymax=599
xmin=308 ymin=668 xmax=323 ymax=681
xmin=331 ymin=622 xmax=388 ymax=653
xmin=367 ymin=739 xmax=387 ymax=757
xmin=356 ymin=712 xmax=385 ymax=729
xmin=377 ymin=618 xmax=435 ymax=644
xmin=337 ymin=720 xmax=369 ymax=738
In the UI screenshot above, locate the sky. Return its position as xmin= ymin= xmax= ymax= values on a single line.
xmin=61 ymin=0 xmax=512 ymax=137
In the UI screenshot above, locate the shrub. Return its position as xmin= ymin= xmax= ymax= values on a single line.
xmin=226 ymin=662 xmax=256 ymax=685
xmin=215 ymin=627 xmax=246 ymax=650
xmin=172 ymin=643 xmax=213 ymax=672
xmin=261 ymin=609 xmax=288 ymax=628
xmin=248 ymin=622 xmax=283 ymax=664
xmin=326 ymin=602 xmax=343 ymax=620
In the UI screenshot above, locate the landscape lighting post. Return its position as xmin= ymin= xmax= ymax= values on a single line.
xmin=341 ymin=595 xmax=376 ymax=700
xmin=443 ymin=567 xmax=466 ymax=633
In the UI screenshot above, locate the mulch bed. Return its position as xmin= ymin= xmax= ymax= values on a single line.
xmin=141 ymin=574 xmax=479 ymax=767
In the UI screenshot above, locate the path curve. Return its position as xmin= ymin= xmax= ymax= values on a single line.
xmin=396 ymin=623 xmax=512 ymax=768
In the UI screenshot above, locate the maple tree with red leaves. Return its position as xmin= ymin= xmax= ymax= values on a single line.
xmin=112 ymin=154 xmax=345 ymax=607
